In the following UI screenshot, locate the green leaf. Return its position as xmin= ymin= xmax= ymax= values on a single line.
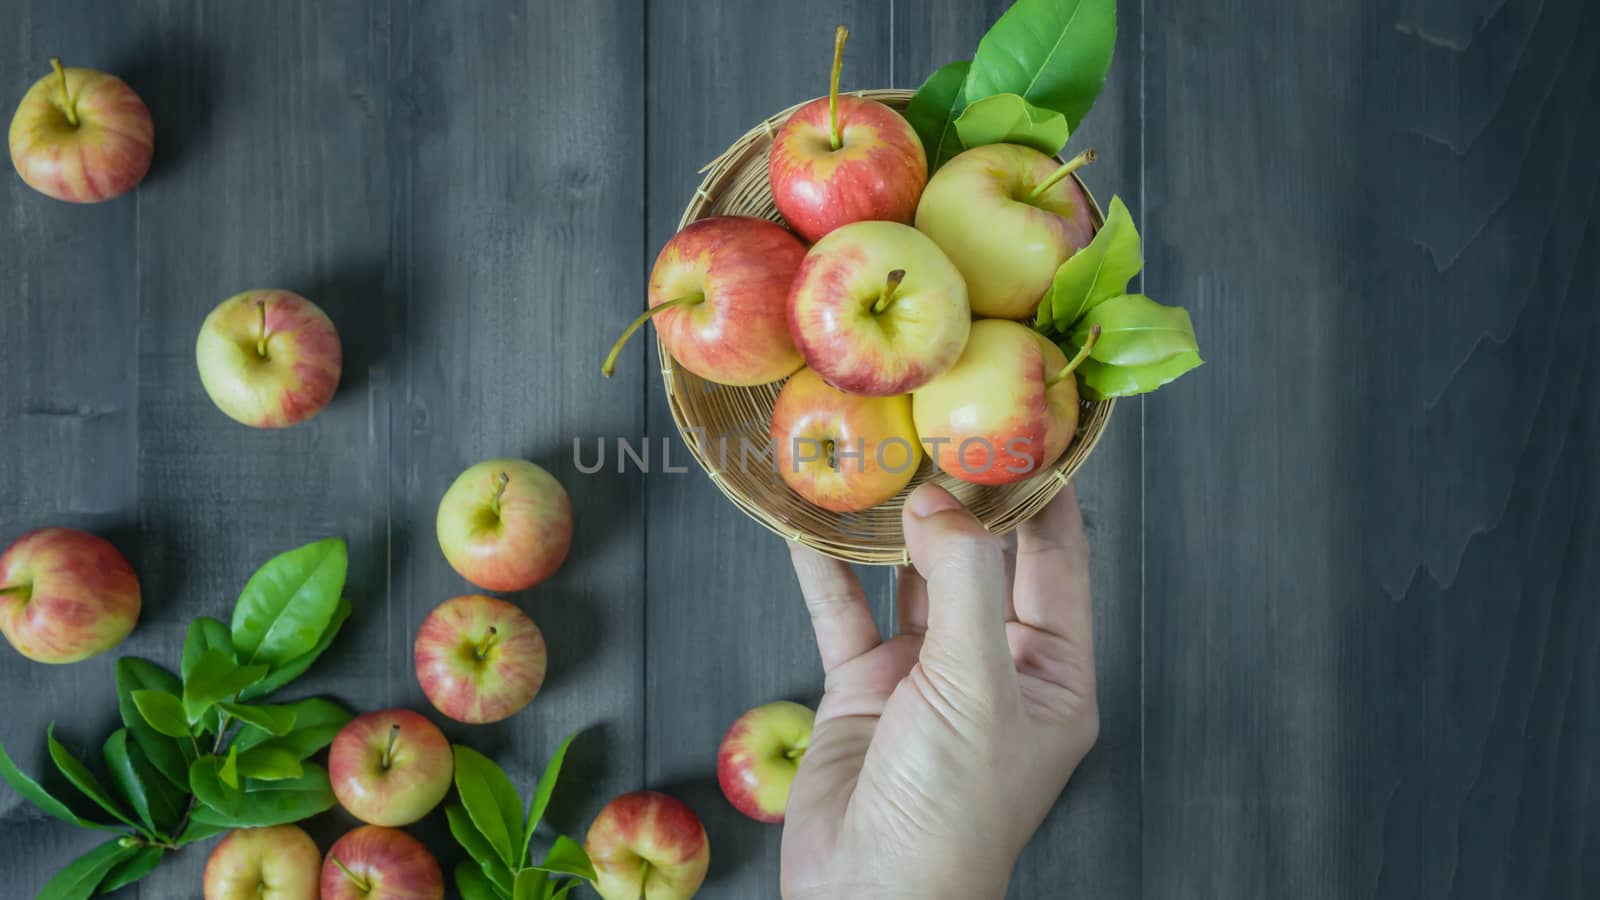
xmin=34 ymin=837 xmax=139 ymax=900
xmin=522 ymin=731 xmax=579 ymax=862
xmin=238 ymin=596 xmax=352 ymax=702
xmin=904 ymin=60 xmax=971 ymax=173
xmin=219 ymin=746 xmax=240 ymax=789
xmin=191 ymin=764 xmax=336 ymax=828
xmin=189 ymin=755 xmax=244 ymax=818
xmin=966 ymin=0 xmax=1117 ymax=131
xmin=448 ymin=804 xmax=514 ymax=893
xmin=233 ymin=697 xmax=351 ymax=758
xmin=530 ymin=835 xmax=596 ymax=882
xmin=130 ymin=690 xmax=191 ymax=739
xmin=1071 ymin=293 xmax=1200 ymax=368
xmin=954 ymin=92 xmax=1070 ymax=157
xmin=548 ymin=880 xmax=581 ymax=900
xmin=1043 ymin=195 xmax=1141 ymax=331
xmin=100 ymin=845 xmax=165 ymax=893
xmin=455 ymin=861 xmax=505 ymax=900
xmin=1077 ymin=351 xmax=1204 ymax=400
xmin=101 ymin=730 xmax=158 ymax=837
xmin=115 ymin=658 xmax=189 ymax=789
xmin=236 ymin=746 xmax=303 ymax=781
xmin=217 ymin=702 xmax=297 ymax=736
xmin=176 ymin=818 xmax=228 ymax=847
xmin=182 ymin=616 xmax=236 ymax=679
xmin=231 ymin=537 xmax=348 ymax=667
xmin=182 ymin=649 xmax=268 ymax=724
xmin=454 ymin=744 xmax=523 ymax=868
xmin=0 ymin=737 xmax=120 ymax=832
xmin=514 ymin=869 xmax=550 ymax=900
xmin=46 ymin=725 xmax=145 ymax=835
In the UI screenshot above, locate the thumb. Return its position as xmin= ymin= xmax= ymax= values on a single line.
xmin=902 ymin=484 xmax=1012 ymax=692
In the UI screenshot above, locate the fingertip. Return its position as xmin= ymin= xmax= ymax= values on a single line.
xmin=903 ymin=482 xmax=964 ymax=520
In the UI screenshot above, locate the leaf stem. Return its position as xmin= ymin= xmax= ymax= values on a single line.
xmin=1046 ymin=325 xmax=1102 ymax=387
xmin=601 ymin=293 xmax=705 ymax=377
xmin=381 ymin=723 xmax=400 ymax=770
xmin=331 ymin=854 xmax=372 ymax=892
xmin=474 ymin=626 xmax=500 ymax=661
xmin=50 ymin=58 xmax=78 ymax=126
xmin=1025 ymin=148 xmax=1098 ymax=204
xmin=870 ymin=269 xmax=906 ymax=315
xmin=828 ymin=25 xmax=848 ymax=150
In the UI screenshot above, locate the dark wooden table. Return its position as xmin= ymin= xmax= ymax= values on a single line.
xmin=3 ymin=1 xmax=1596 ymax=897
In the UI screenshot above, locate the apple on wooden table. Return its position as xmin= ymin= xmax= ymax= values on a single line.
xmin=915 ymin=144 xmax=1099 ymax=319
xmin=8 ymin=57 xmax=153 ymax=203
xmin=769 ymin=26 xmax=928 ymax=242
xmin=414 ymin=593 xmax=547 ymax=724
xmin=195 ymin=289 xmax=343 ymax=428
xmin=717 ymin=700 xmax=815 ymax=823
xmin=585 ymin=790 xmax=710 ymax=900
xmin=788 ymin=220 xmax=969 ymax=396
xmin=203 ymin=825 xmax=321 ymax=900
xmin=436 ymin=458 xmax=572 ymax=592
xmin=329 ymin=709 xmax=454 ymax=827
xmin=0 ymin=528 xmax=140 ymax=663
xmin=603 ymin=215 xmax=806 ymax=386
xmin=322 ymin=825 xmax=444 ymax=900
xmin=770 ymin=367 xmax=922 ymax=512
xmin=912 ymin=319 xmax=1100 ymax=485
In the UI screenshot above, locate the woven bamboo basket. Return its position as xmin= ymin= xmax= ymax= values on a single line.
xmin=658 ymin=88 xmax=1114 ymax=565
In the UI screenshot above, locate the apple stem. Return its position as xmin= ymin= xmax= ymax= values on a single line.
xmin=381 ymin=723 xmax=400 ymax=770
xmin=0 ymin=584 xmax=29 ymax=601
xmin=636 ymin=860 xmax=653 ymax=900
xmin=330 ymin=854 xmax=371 ymax=893
xmin=784 ymin=747 xmax=806 ymax=760
xmin=828 ymin=25 xmax=849 ymax=150
xmin=1025 ymin=148 xmax=1099 ymax=203
xmin=475 ymin=626 xmax=500 ymax=661
xmin=255 ymin=301 xmax=270 ymax=359
xmin=870 ymin=269 xmax=906 ymax=315
xmin=490 ymin=471 xmax=510 ymax=516
xmin=1047 ymin=325 xmax=1102 ymax=387
xmin=601 ymin=293 xmax=705 ymax=377
xmin=49 ymin=58 xmax=78 ymax=127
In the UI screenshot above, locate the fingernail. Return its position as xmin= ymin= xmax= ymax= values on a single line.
xmin=905 ymin=483 xmax=963 ymax=520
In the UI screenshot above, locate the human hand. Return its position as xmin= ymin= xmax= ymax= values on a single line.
xmin=780 ymin=483 xmax=1100 ymax=899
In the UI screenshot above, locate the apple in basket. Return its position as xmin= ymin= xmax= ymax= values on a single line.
xmin=771 ymin=367 xmax=921 ymax=512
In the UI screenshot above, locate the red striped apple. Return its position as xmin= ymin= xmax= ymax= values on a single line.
xmin=717 ymin=700 xmax=814 ymax=823
xmin=585 ymin=791 xmax=710 ymax=900
xmin=436 ymin=458 xmax=572 ymax=592
xmin=770 ymin=367 xmax=922 ymax=512
xmin=915 ymin=144 xmax=1098 ymax=319
xmin=322 ymin=825 xmax=444 ymax=900
xmin=8 ymin=58 xmax=152 ymax=203
xmin=195 ymin=290 xmax=342 ymax=428
xmin=769 ymin=26 xmax=927 ymax=242
xmin=414 ymin=594 xmax=546 ymax=724
xmin=0 ymin=528 xmax=140 ymax=664
xmin=203 ymin=825 xmax=321 ymax=900
xmin=604 ymin=216 xmax=806 ymax=386
xmin=911 ymin=320 xmax=1100 ymax=485
xmin=330 ymin=709 xmax=453 ymax=827
xmin=788 ymin=220 xmax=969 ymax=396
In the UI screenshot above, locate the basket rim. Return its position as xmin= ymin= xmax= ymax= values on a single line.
xmin=656 ymin=87 xmax=1115 ymax=564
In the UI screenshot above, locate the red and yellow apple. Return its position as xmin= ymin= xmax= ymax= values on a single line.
xmin=195 ymin=290 xmax=342 ymax=428
xmin=585 ymin=791 xmax=710 ymax=900
xmin=770 ymin=367 xmax=922 ymax=512
xmin=717 ymin=700 xmax=814 ymax=823
xmin=604 ymin=216 xmax=806 ymax=386
xmin=329 ymin=709 xmax=453 ymax=827
xmin=911 ymin=320 xmax=1099 ymax=485
xmin=414 ymin=594 xmax=546 ymax=724
xmin=436 ymin=458 xmax=572 ymax=592
xmin=915 ymin=144 xmax=1098 ymax=319
xmin=321 ymin=825 xmax=444 ymax=900
xmin=788 ymin=220 xmax=969 ymax=396
xmin=203 ymin=825 xmax=321 ymax=900
xmin=8 ymin=58 xmax=153 ymax=203
xmin=769 ymin=26 xmax=927 ymax=242
xmin=0 ymin=528 xmax=140 ymax=664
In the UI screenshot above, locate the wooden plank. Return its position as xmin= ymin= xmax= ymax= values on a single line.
xmin=392 ymin=0 xmax=649 ymax=879
xmin=894 ymin=3 xmax=1146 ymax=897
xmin=1141 ymin=0 xmax=1600 ymax=896
xmin=0 ymin=3 xmax=144 ymax=895
xmin=642 ymin=1 xmax=895 ymax=895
